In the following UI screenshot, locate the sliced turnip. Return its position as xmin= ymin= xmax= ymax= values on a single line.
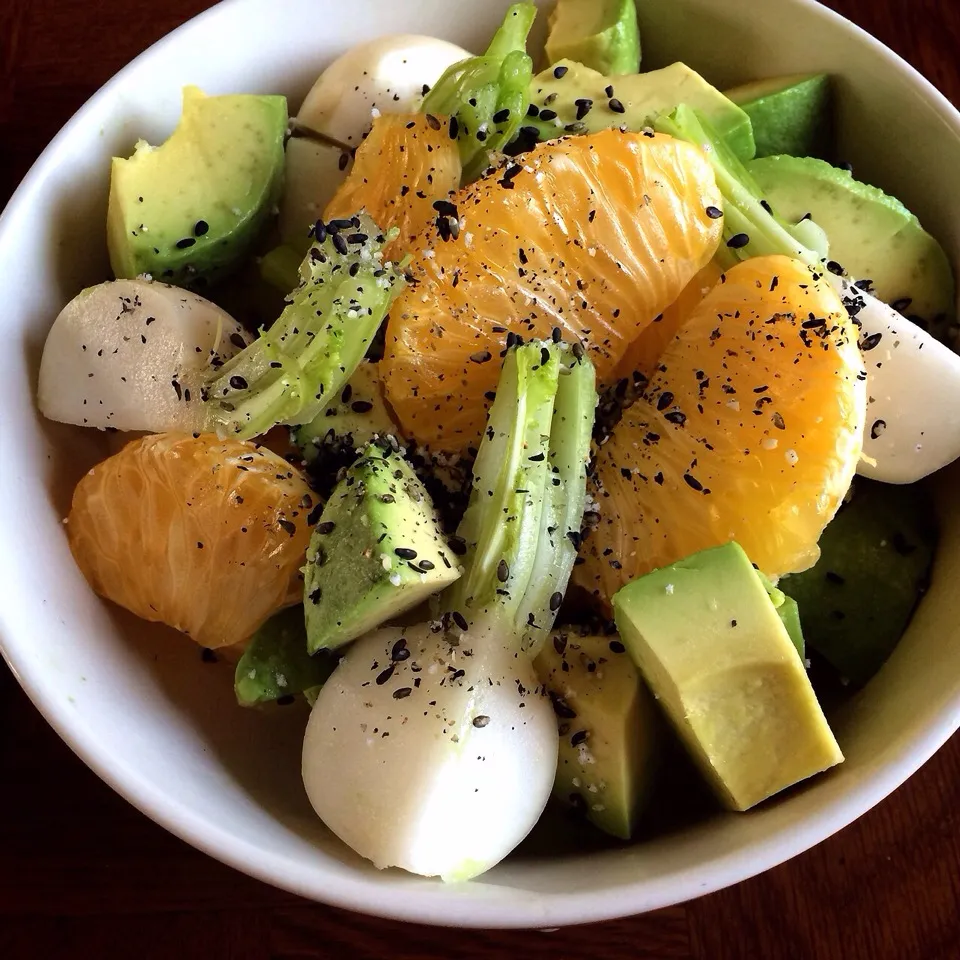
xmin=37 ymin=278 xmax=247 ymax=433
xmin=301 ymin=341 xmax=597 ymax=881
xmin=835 ymin=279 xmax=960 ymax=484
xmin=302 ymin=622 xmax=557 ymax=881
xmin=295 ymin=35 xmax=472 ymax=148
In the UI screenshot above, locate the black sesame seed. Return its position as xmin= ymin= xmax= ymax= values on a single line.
xmin=194 ymin=220 xmax=209 ymax=236
xmin=553 ymin=64 xmax=568 ymax=78
xmin=870 ymin=419 xmax=886 ymax=439
xmin=425 ymin=113 xmax=442 ymax=130
xmin=539 ymin=108 xmax=558 ymax=122
xmin=727 ymin=233 xmax=750 ymax=249
xmin=448 ymin=536 xmax=467 ymax=556
xmin=376 ymin=664 xmax=396 ymax=685
xmin=452 ymin=611 xmax=469 ymax=631
xmin=472 ymin=715 xmax=490 ymax=728
xmin=604 ymin=84 xmax=615 ymax=98
xmin=229 ymin=375 xmax=248 ymax=390
xmin=395 ymin=547 xmax=418 ymax=560
xmin=497 ymin=559 xmax=510 ymax=582
xmin=351 ymin=399 xmax=374 ymax=413
xmin=492 ymin=108 xmax=511 ymax=124
xmin=449 ymin=116 xmax=460 ymax=139
xmin=570 ymin=729 xmax=588 ymax=747
xmin=657 ymin=391 xmax=675 ymax=411
xmin=683 ymin=473 xmax=703 ymax=491
xmin=608 ymin=98 xmax=625 ymax=114
xmin=826 ymin=260 xmax=845 ymax=276
xmin=860 ymin=332 xmax=883 ymax=351
xmin=609 ymin=640 xmax=625 ymax=653
xmin=393 ymin=687 xmax=412 ymax=699
xmin=550 ymin=692 xmax=577 ymax=719
xmin=176 ymin=237 xmax=196 ymax=249
xmin=705 ymin=205 xmax=723 ymax=219
xmin=332 ymin=232 xmax=348 ymax=255
xmin=574 ymin=98 xmax=593 ymax=120
xmin=549 ymin=591 xmax=563 ymax=612
xmin=317 ymin=521 xmax=336 ymax=535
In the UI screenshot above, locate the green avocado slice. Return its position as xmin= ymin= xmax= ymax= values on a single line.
xmin=108 ymin=86 xmax=286 ymax=290
xmin=527 ymin=59 xmax=755 ymax=161
xmin=235 ymin=608 xmax=336 ymax=707
xmin=725 ymin=73 xmax=832 ymax=159
xmin=535 ymin=629 xmax=661 ymax=839
xmin=780 ymin=479 xmax=936 ymax=687
xmin=303 ymin=444 xmax=462 ymax=653
xmin=545 ymin=0 xmax=641 ymax=75
xmin=613 ymin=541 xmax=842 ymax=811
xmin=750 ymin=154 xmax=955 ymax=331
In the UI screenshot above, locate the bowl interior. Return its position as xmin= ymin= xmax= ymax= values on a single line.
xmin=2 ymin=0 xmax=960 ymax=928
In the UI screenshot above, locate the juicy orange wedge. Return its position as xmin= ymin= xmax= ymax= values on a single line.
xmin=380 ymin=129 xmax=724 ymax=453
xmin=614 ymin=259 xmax=726 ymax=383
xmin=577 ymin=255 xmax=867 ymax=610
xmin=68 ymin=433 xmax=316 ymax=648
xmin=324 ymin=113 xmax=462 ymax=262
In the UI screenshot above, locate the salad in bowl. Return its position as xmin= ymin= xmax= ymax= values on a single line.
xmin=32 ymin=0 xmax=960 ymax=884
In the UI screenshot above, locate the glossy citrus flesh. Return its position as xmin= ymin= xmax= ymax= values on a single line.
xmin=614 ymin=259 xmax=725 ymax=383
xmin=578 ymin=255 xmax=867 ymax=609
xmin=380 ymin=130 xmax=724 ymax=452
xmin=324 ymin=112 xmax=461 ymax=262
xmin=68 ymin=433 xmax=316 ymax=648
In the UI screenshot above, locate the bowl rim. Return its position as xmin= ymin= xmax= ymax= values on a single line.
xmin=3 ymin=0 xmax=960 ymax=929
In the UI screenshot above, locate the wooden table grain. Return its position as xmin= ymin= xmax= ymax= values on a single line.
xmin=3 ymin=1 xmax=960 ymax=957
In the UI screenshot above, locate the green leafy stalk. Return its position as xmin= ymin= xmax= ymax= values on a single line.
xmin=442 ymin=340 xmax=596 ymax=651
xmin=421 ymin=3 xmax=536 ymax=182
xmin=204 ymin=214 xmax=405 ymax=439
xmin=519 ymin=350 xmax=596 ymax=655
xmin=654 ymin=105 xmax=828 ymax=268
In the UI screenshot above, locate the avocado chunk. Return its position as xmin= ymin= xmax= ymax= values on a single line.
xmin=750 ymin=155 xmax=955 ymax=330
xmin=294 ymin=361 xmax=400 ymax=460
xmin=527 ymin=60 xmax=755 ymax=161
xmin=535 ymin=629 xmax=660 ymax=839
xmin=780 ymin=480 xmax=936 ymax=687
xmin=278 ymin=136 xmax=353 ymax=254
xmin=108 ymin=86 xmax=287 ymax=289
xmin=303 ymin=444 xmax=462 ymax=652
xmin=235 ymin=608 xmax=337 ymax=706
xmin=545 ymin=0 xmax=641 ymax=76
xmin=756 ymin=570 xmax=805 ymax=659
xmin=613 ymin=542 xmax=842 ymax=811
xmin=725 ymin=74 xmax=832 ymax=159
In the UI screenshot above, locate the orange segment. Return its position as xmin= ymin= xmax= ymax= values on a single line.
xmin=381 ymin=130 xmax=723 ymax=453
xmin=324 ymin=113 xmax=461 ymax=262
xmin=614 ymin=259 xmax=725 ymax=383
xmin=578 ymin=255 xmax=867 ymax=609
xmin=68 ymin=433 xmax=316 ymax=648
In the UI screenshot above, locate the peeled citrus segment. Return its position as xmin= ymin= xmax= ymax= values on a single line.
xmin=68 ymin=433 xmax=316 ymax=648
xmin=578 ymin=255 xmax=867 ymax=609
xmin=614 ymin=260 xmax=725 ymax=383
xmin=381 ymin=129 xmax=723 ymax=452
xmin=324 ymin=113 xmax=462 ymax=262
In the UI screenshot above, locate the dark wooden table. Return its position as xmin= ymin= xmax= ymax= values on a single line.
xmin=3 ymin=1 xmax=960 ymax=957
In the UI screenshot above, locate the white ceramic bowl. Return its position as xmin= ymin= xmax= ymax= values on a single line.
xmin=2 ymin=0 xmax=960 ymax=929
